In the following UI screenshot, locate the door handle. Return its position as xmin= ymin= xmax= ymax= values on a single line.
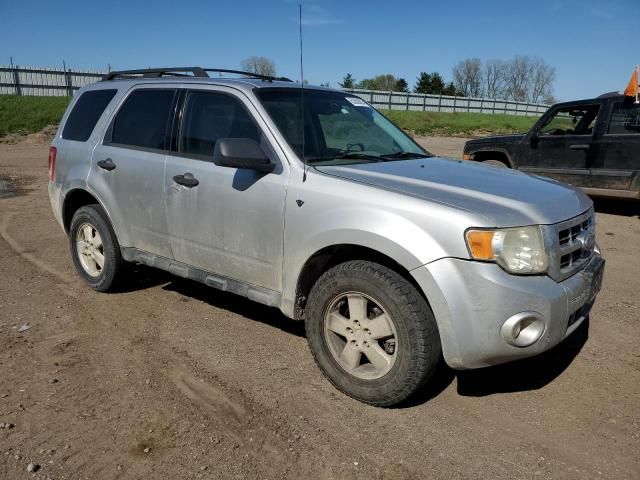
xmin=173 ymin=172 xmax=199 ymax=188
xmin=569 ymin=144 xmax=590 ymax=151
xmin=97 ymin=158 xmax=116 ymax=171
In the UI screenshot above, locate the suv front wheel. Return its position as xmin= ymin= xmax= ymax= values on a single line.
xmin=305 ymin=260 xmax=441 ymax=407
xmin=69 ymin=204 xmax=123 ymax=292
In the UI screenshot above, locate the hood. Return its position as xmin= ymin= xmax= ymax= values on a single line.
xmin=465 ymin=134 xmax=525 ymax=147
xmin=315 ymin=157 xmax=592 ymax=227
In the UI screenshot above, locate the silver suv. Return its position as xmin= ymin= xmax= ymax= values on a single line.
xmin=48 ymin=67 xmax=604 ymax=406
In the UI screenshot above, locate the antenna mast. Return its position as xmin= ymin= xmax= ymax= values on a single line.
xmin=299 ymin=3 xmax=307 ymax=182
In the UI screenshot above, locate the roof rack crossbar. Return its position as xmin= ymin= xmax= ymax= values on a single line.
xmin=102 ymin=67 xmax=292 ymax=82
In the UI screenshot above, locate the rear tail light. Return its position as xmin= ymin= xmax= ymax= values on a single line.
xmin=48 ymin=146 xmax=57 ymax=181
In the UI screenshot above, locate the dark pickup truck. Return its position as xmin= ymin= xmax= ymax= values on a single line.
xmin=463 ymin=93 xmax=640 ymax=199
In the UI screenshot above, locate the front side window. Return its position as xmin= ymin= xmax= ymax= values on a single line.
xmin=256 ymin=89 xmax=428 ymax=165
xmin=62 ymin=89 xmax=117 ymax=141
xmin=178 ymin=91 xmax=261 ymax=159
xmin=608 ymin=102 xmax=640 ymax=134
xmin=539 ymin=105 xmax=600 ymax=136
xmin=110 ymin=89 xmax=176 ymax=150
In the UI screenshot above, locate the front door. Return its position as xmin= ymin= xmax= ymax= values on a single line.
xmin=163 ymin=88 xmax=288 ymax=292
xmin=519 ymin=104 xmax=601 ymax=188
xmin=591 ymin=99 xmax=640 ymax=194
xmin=91 ymin=87 xmax=177 ymax=258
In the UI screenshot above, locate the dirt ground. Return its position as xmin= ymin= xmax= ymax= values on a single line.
xmin=0 ymin=137 xmax=638 ymax=480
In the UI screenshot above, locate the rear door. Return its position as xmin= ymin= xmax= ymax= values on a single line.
xmin=590 ymin=100 xmax=640 ymax=195
xmin=519 ymin=104 xmax=601 ymax=188
xmin=163 ymin=87 xmax=288 ymax=292
xmin=90 ymin=86 xmax=177 ymax=257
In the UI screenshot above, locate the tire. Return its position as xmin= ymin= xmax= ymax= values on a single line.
xmin=69 ymin=204 xmax=123 ymax=292
xmin=482 ymin=159 xmax=509 ymax=168
xmin=305 ymin=260 xmax=441 ymax=407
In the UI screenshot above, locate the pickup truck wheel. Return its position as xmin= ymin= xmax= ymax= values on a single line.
xmin=69 ymin=204 xmax=123 ymax=292
xmin=482 ymin=159 xmax=509 ymax=168
xmin=305 ymin=260 xmax=441 ymax=407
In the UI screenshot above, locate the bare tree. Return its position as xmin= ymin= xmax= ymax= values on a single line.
xmin=450 ymin=56 xmax=556 ymax=103
xmin=483 ymin=59 xmax=506 ymax=99
xmin=453 ymin=58 xmax=483 ymax=97
xmin=240 ymin=56 xmax=276 ymax=77
xmin=529 ymin=58 xmax=556 ymax=103
xmin=501 ymin=56 xmax=555 ymax=103
xmin=503 ymin=55 xmax=532 ymax=102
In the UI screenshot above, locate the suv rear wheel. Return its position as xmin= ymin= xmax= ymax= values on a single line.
xmin=69 ymin=204 xmax=123 ymax=292
xmin=305 ymin=260 xmax=441 ymax=407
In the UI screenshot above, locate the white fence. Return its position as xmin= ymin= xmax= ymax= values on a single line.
xmin=0 ymin=65 xmax=549 ymax=116
xmin=0 ymin=65 xmax=105 ymax=96
xmin=344 ymin=88 xmax=548 ymax=116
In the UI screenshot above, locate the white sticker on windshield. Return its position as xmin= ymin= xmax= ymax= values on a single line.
xmin=346 ymin=97 xmax=369 ymax=107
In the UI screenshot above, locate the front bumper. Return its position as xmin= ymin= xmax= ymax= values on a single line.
xmin=411 ymin=254 xmax=604 ymax=369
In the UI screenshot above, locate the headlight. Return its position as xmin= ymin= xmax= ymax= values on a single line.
xmin=465 ymin=226 xmax=549 ymax=274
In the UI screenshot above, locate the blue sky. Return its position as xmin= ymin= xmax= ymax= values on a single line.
xmin=1 ymin=0 xmax=638 ymax=100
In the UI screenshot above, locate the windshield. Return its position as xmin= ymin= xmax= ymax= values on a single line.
xmin=255 ymin=88 xmax=431 ymax=165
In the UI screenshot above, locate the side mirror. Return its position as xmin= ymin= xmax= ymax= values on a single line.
xmin=213 ymin=138 xmax=275 ymax=173
xmin=530 ymin=131 xmax=539 ymax=148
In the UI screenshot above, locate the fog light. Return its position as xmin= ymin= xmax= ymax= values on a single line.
xmin=500 ymin=312 xmax=545 ymax=347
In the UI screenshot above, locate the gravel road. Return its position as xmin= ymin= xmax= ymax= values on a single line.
xmin=0 ymin=138 xmax=638 ymax=479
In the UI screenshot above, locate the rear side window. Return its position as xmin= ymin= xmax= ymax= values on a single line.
xmin=109 ymin=89 xmax=176 ymax=150
xmin=608 ymin=102 xmax=640 ymax=134
xmin=62 ymin=89 xmax=117 ymax=141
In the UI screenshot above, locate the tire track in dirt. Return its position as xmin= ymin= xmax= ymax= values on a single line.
xmin=0 ymin=212 xmax=76 ymax=290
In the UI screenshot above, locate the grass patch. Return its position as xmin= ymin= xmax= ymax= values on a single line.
xmin=382 ymin=110 xmax=539 ymax=137
xmin=0 ymin=96 xmax=70 ymax=136
xmin=0 ymin=95 xmax=540 ymax=139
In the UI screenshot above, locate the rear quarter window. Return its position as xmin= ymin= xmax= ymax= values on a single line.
xmin=62 ymin=89 xmax=117 ymax=141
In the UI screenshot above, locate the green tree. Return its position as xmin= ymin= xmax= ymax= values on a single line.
xmin=442 ymin=81 xmax=461 ymax=96
xmin=357 ymin=74 xmax=397 ymax=91
xmin=414 ymin=72 xmax=445 ymax=94
xmin=395 ymin=78 xmax=409 ymax=93
xmin=338 ymin=73 xmax=355 ymax=89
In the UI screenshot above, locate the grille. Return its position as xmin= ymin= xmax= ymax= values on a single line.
xmin=546 ymin=209 xmax=595 ymax=282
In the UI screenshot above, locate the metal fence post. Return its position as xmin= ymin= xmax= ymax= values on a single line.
xmin=370 ymin=91 xmax=374 ymax=104
xmin=437 ymin=95 xmax=442 ymax=112
xmin=63 ymin=60 xmax=73 ymax=96
xmin=10 ymin=58 xmax=22 ymax=96
xmin=406 ymin=93 xmax=410 ymax=111
xmin=423 ymin=94 xmax=427 ymax=112
xmin=479 ymin=98 xmax=484 ymax=114
xmin=467 ymin=96 xmax=471 ymax=113
xmin=388 ymin=91 xmax=392 ymax=110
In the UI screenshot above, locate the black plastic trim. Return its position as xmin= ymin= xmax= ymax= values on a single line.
xmin=120 ymin=247 xmax=282 ymax=308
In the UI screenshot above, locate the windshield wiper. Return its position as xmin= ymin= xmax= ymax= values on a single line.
xmin=380 ymin=151 xmax=430 ymax=160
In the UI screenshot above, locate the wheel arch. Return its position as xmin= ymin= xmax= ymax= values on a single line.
xmin=292 ymin=243 xmax=428 ymax=321
xmin=471 ymin=149 xmax=514 ymax=168
xmin=62 ymin=188 xmax=117 ymax=237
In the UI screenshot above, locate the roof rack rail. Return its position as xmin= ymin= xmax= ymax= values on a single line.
xmin=102 ymin=67 xmax=293 ymax=83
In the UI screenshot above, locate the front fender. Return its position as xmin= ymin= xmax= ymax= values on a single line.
xmin=281 ymin=204 xmax=456 ymax=317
